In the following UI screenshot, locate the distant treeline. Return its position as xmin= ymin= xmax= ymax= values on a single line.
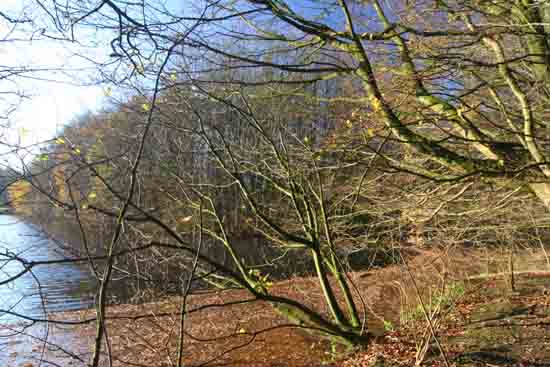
xmin=5 ymin=72 xmax=550 ymax=285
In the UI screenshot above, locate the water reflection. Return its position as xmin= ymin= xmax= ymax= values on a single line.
xmin=0 ymin=215 xmax=97 ymax=323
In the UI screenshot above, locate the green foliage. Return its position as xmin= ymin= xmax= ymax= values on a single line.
xmin=401 ymin=281 xmax=466 ymax=324
xmin=248 ymin=268 xmax=273 ymax=290
xmin=383 ymin=319 xmax=395 ymax=332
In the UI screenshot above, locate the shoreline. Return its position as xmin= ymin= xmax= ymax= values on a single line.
xmin=2 ymin=246 xmax=550 ymax=366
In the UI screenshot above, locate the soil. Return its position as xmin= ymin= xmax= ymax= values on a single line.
xmin=2 ymin=247 xmax=550 ymax=367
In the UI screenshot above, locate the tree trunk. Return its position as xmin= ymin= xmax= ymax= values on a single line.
xmin=530 ymin=183 xmax=550 ymax=209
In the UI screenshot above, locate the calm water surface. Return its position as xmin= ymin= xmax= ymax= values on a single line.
xmin=0 ymin=215 xmax=97 ymax=323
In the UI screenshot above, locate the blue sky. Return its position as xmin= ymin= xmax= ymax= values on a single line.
xmin=0 ymin=0 xmax=328 ymax=138
xmin=0 ymin=0 xmax=190 ymax=159
xmin=0 ymin=0 xmax=372 ymax=165
xmin=0 ymin=0 xmax=113 ymax=165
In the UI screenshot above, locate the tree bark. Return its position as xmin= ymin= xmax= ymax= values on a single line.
xmin=530 ymin=183 xmax=550 ymax=209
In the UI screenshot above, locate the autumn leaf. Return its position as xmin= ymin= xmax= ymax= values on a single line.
xmin=371 ymin=97 xmax=382 ymax=112
xmin=142 ymin=103 xmax=151 ymax=112
xmin=178 ymin=215 xmax=192 ymax=223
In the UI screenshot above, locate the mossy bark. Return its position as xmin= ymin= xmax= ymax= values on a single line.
xmin=530 ymin=183 xmax=550 ymax=209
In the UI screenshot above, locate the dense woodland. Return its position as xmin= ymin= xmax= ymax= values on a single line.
xmin=2 ymin=0 xmax=550 ymax=363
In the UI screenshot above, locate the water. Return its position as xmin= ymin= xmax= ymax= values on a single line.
xmin=0 ymin=215 xmax=97 ymax=323
xmin=0 ymin=213 xmax=312 ymax=326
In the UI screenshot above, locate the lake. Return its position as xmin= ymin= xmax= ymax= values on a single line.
xmin=0 ymin=215 xmax=97 ymax=323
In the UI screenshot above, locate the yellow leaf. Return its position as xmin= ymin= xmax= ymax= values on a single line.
xmin=142 ymin=103 xmax=150 ymax=112
xmin=74 ymin=148 xmax=81 ymax=154
xmin=371 ymin=97 xmax=382 ymax=112
xmin=170 ymin=72 xmax=177 ymax=81
xmin=366 ymin=128 xmax=375 ymax=137
xmin=237 ymin=328 xmax=246 ymax=334
xmin=179 ymin=215 xmax=192 ymax=223
xmin=88 ymin=192 xmax=97 ymax=199
xmin=104 ymin=87 xmax=112 ymax=97
xmin=55 ymin=138 xmax=65 ymax=145
xmin=303 ymin=136 xmax=310 ymax=144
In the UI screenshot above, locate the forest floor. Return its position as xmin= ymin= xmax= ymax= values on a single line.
xmin=2 ymin=246 xmax=550 ymax=367
xmin=343 ymin=272 xmax=550 ymax=367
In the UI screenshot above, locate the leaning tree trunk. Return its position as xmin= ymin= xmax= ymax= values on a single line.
xmin=530 ymin=183 xmax=550 ymax=209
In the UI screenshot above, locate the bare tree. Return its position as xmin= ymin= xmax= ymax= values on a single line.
xmin=38 ymin=0 xmax=550 ymax=200
xmin=3 ymin=0 xmax=550 ymax=365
